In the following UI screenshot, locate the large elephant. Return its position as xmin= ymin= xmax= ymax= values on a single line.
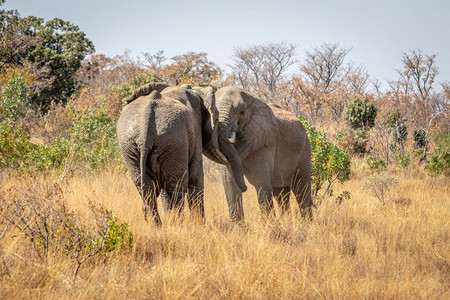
xmin=116 ymin=83 xmax=227 ymax=225
xmin=212 ymin=86 xmax=313 ymax=221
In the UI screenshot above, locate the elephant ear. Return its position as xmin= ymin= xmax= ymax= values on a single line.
xmin=126 ymin=82 xmax=171 ymax=104
xmin=235 ymin=91 xmax=278 ymax=159
xmin=193 ymin=86 xmax=229 ymax=165
xmin=192 ymin=86 xmax=214 ymax=111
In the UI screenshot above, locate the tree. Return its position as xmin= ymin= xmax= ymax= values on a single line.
xmin=143 ymin=51 xmax=222 ymax=86
xmin=389 ymin=49 xmax=447 ymax=162
xmin=293 ymin=43 xmax=369 ymax=123
xmin=229 ymin=42 xmax=296 ymax=101
xmin=0 ymin=8 xmax=95 ymax=109
xmin=0 ymin=9 xmax=41 ymax=72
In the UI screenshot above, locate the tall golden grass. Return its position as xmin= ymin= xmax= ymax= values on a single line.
xmin=0 ymin=160 xmax=449 ymax=299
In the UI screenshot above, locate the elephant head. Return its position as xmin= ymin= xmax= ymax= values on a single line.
xmin=215 ymin=87 xmax=278 ymax=193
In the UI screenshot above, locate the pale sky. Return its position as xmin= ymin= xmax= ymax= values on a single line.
xmin=4 ymin=0 xmax=450 ymax=88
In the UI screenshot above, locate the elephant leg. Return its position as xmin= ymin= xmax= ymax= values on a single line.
xmin=220 ymin=164 xmax=244 ymax=222
xmin=164 ymin=181 xmax=186 ymax=216
xmin=187 ymin=185 xmax=204 ymax=220
xmin=273 ymin=187 xmax=291 ymax=216
xmin=187 ymin=153 xmax=205 ymax=220
xmin=292 ymin=168 xmax=313 ymax=220
xmin=124 ymin=155 xmax=162 ymax=225
xmin=142 ymin=179 xmax=162 ymax=225
xmin=161 ymin=190 xmax=171 ymax=211
xmin=243 ymin=147 xmax=276 ymax=217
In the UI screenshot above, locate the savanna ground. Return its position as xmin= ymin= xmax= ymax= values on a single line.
xmin=0 ymin=159 xmax=449 ymax=299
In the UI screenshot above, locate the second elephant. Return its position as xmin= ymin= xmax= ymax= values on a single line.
xmin=116 ymin=83 xmax=227 ymax=225
xmin=213 ymin=87 xmax=313 ymax=221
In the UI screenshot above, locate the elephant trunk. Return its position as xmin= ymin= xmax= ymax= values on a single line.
xmin=218 ymin=136 xmax=247 ymax=192
xmin=203 ymin=141 xmax=229 ymax=165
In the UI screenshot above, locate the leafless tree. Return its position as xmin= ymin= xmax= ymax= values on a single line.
xmin=294 ymin=43 xmax=369 ymax=122
xmin=389 ymin=49 xmax=447 ymax=161
xmin=142 ymin=50 xmax=166 ymax=69
xmin=229 ymin=42 xmax=296 ymax=101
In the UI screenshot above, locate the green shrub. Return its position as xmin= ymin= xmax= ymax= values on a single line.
xmin=426 ymin=133 xmax=450 ymax=177
xmin=101 ymin=212 xmax=134 ymax=253
xmin=0 ymin=76 xmax=30 ymax=122
xmin=69 ymin=107 xmax=121 ymax=170
xmin=300 ymin=117 xmax=351 ymax=196
xmin=32 ymin=138 xmax=71 ymax=171
xmin=0 ymin=122 xmax=36 ymax=170
xmin=397 ymin=152 xmax=410 ymax=169
xmin=343 ymin=97 xmax=377 ymax=129
xmin=366 ymin=155 xmax=387 ymax=172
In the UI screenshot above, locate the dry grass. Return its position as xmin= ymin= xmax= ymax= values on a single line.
xmin=0 ymin=161 xmax=449 ymax=299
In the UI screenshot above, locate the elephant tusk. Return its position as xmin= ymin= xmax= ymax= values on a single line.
xmin=227 ymin=131 xmax=236 ymax=144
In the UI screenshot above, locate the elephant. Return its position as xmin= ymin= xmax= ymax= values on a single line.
xmin=211 ymin=86 xmax=313 ymax=221
xmin=116 ymin=82 xmax=228 ymax=225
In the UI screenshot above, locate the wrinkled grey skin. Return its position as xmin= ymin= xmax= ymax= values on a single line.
xmin=214 ymin=86 xmax=313 ymax=221
xmin=117 ymin=83 xmax=227 ymax=225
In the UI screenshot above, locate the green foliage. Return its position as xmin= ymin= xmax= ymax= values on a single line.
xmin=0 ymin=76 xmax=30 ymax=122
xmin=300 ymin=117 xmax=351 ymax=196
xmin=335 ymin=190 xmax=351 ymax=205
xmin=0 ymin=106 xmax=121 ymax=174
xmin=0 ymin=122 xmax=36 ymax=169
xmin=366 ymin=155 xmax=387 ymax=172
xmin=69 ymin=107 xmax=121 ymax=169
xmin=101 ymin=212 xmax=134 ymax=253
xmin=32 ymin=138 xmax=71 ymax=171
xmin=0 ymin=9 xmax=95 ymax=109
xmin=26 ymin=17 xmax=95 ymax=108
xmin=397 ymin=152 xmax=410 ymax=169
xmin=426 ymin=133 xmax=450 ymax=177
xmin=343 ymin=97 xmax=377 ymax=129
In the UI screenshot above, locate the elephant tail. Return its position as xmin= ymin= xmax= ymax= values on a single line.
xmin=127 ymin=82 xmax=171 ymax=104
xmin=139 ymin=100 xmax=159 ymax=196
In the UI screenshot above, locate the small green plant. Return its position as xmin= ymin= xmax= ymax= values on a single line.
xmin=101 ymin=212 xmax=134 ymax=253
xmin=335 ymin=190 xmax=351 ymax=204
xmin=366 ymin=155 xmax=387 ymax=172
xmin=397 ymin=152 xmax=410 ymax=169
xmin=300 ymin=117 xmax=351 ymax=197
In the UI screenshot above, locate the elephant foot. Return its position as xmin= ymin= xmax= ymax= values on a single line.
xmin=143 ymin=205 xmax=162 ymax=226
xmin=299 ymin=205 xmax=313 ymax=220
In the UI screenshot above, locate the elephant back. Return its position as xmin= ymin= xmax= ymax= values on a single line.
xmin=269 ymin=103 xmax=310 ymax=152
